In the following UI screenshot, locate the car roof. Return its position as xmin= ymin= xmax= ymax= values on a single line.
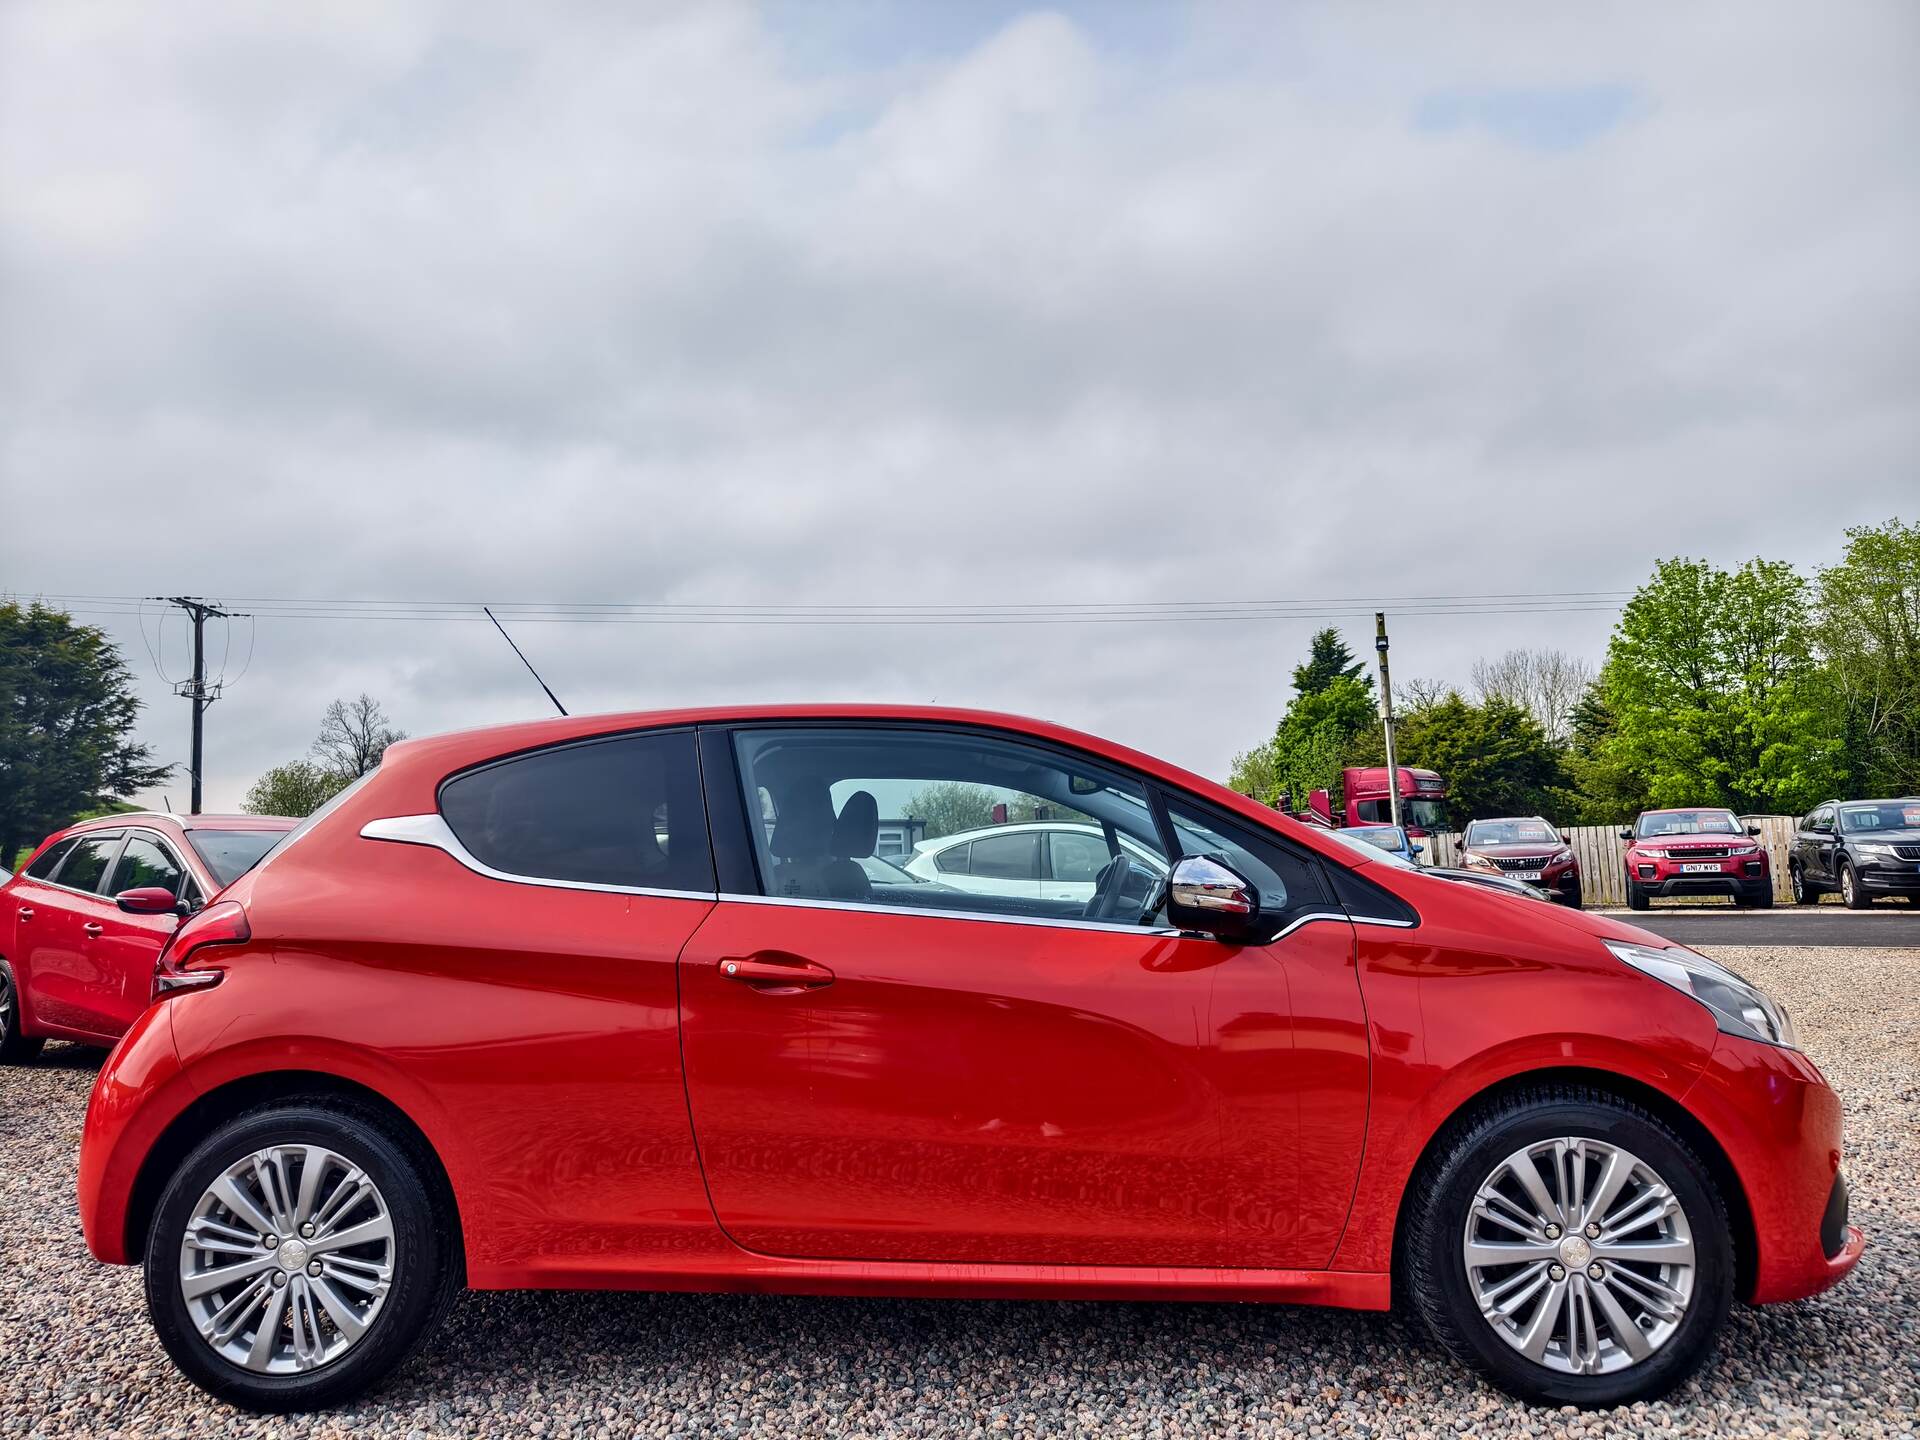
xmin=1639 ymin=806 xmax=1734 ymax=815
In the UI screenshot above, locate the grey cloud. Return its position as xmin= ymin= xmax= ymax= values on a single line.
xmin=1 ymin=0 xmax=1915 ymax=811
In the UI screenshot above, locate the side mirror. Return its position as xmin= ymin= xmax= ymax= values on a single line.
xmin=1618 ymin=828 xmax=1634 ymax=841
xmin=1411 ymin=843 xmax=1425 ymax=856
xmin=115 ymin=886 xmax=182 ymax=916
xmin=1167 ymin=854 xmax=1260 ymax=942
xmin=1747 ymin=826 xmax=1762 ymax=838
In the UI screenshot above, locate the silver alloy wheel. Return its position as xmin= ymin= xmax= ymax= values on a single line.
xmin=178 ymin=1144 xmax=396 ymax=1374
xmin=1790 ymin=866 xmax=1804 ymax=902
xmin=0 ymin=969 xmax=13 ymax=1036
xmin=1841 ymin=867 xmax=1857 ymax=906
xmin=1463 ymin=1137 xmax=1695 ymax=1376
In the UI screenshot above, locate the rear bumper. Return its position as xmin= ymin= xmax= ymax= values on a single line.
xmin=1685 ymin=1034 xmax=1864 ymax=1304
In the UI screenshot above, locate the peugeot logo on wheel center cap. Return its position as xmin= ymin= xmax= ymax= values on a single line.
xmin=277 ymin=1238 xmax=310 ymax=1272
xmin=1559 ymin=1235 xmax=1592 ymax=1268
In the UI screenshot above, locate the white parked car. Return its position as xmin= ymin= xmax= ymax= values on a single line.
xmin=903 ymin=821 xmax=1166 ymax=903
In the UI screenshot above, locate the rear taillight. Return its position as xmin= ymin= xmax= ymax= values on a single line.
xmin=151 ymin=900 xmax=250 ymax=1003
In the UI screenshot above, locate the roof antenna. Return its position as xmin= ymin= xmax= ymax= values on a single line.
xmin=483 ymin=606 xmax=568 ymax=716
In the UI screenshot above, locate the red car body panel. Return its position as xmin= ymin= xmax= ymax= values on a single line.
xmin=73 ymin=706 xmax=1861 ymax=1313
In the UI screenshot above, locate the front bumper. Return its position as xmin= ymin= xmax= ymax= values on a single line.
xmin=1630 ymin=855 xmax=1769 ymax=897
xmin=1857 ymin=861 xmax=1920 ymax=894
xmin=1684 ymin=1033 xmax=1864 ymax=1303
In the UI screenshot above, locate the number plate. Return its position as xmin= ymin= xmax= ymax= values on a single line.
xmin=1680 ymin=862 xmax=1723 ymax=874
xmin=1510 ymin=870 xmax=1543 ymax=881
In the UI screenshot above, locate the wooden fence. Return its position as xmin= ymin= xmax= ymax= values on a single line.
xmin=1421 ymin=816 xmax=1798 ymax=907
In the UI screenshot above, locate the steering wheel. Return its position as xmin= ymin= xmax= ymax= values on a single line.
xmin=1085 ymin=854 xmax=1137 ymax=923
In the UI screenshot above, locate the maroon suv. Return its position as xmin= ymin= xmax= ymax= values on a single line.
xmin=1458 ymin=816 xmax=1582 ymax=906
xmin=1622 ymin=808 xmax=1773 ymax=910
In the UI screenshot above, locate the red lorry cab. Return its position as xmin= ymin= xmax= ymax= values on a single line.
xmin=1306 ymin=766 xmax=1449 ymax=836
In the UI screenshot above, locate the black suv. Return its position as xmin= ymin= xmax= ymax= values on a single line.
xmin=1789 ymin=798 xmax=1920 ymax=908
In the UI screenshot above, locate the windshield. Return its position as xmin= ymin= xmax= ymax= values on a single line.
xmin=185 ymin=829 xmax=291 ymax=886
xmin=1637 ymin=809 xmax=1741 ymax=838
xmin=1347 ymin=826 xmax=1407 ymax=852
xmin=1325 ymin=827 xmax=1418 ymax=869
xmin=1466 ymin=819 xmax=1559 ymax=847
xmin=1839 ymin=801 xmax=1920 ymax=834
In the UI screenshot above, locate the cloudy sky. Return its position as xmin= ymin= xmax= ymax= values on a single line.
xmin=2 ymin=1 xmax=1915 ymax=811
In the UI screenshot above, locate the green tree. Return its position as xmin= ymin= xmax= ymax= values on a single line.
xmin=1597 ymin=556 xmax=1846 ymax=815
xmin=1814 ymin=518 xmax=1920 ymax=796
xmin=1554 ymin=686 xmax=1651 ymax=824
xmin=1230 ymin=673 xmax=1378 ymax=807
xmin=0 ymin=601 xmax=173 ymax=869
xmin=1348 ymin=692 xmax=1566 ymax=827
xmin=901 ymin=782 xmax=1072 ymax=840
xmin=242 ymin=760 xmax=347 ymax=818
xmin=1291 ymin=628 xmax=1369 ymax=698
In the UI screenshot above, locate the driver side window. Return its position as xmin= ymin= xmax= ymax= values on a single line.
xmin=730 ymin=726 xmax=1170 ymax=926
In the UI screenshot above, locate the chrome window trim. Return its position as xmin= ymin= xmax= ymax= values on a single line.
xmin=359 ymin=813 xmax=718 ymax=902
xmin=716 ymin=890 xmax=1186 ymax=936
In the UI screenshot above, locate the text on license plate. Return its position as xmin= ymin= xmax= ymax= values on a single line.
xmin=1680 ymin=862 xmax=1724 ymax=873
xmin=1510 ymin=870 xmax=1542 ymax=881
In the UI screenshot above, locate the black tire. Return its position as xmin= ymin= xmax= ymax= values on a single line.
xmin=1625 ymin=879 xmax=1649 ymax=911
xmin=1560 ymin=881 xmax=1584 ymax=910
xmin=1789 ymin=865 xmax=1818 ymax=905
xmin=0 ymin=960 xmax=46 ymax=1065
xmin=144 ymin=1102 xmax=458 ymax=1412
xmin=1748 ymin=884 xmax=1774 ymax=910
xmin=1402 ymin=1084 xmax=1734 ymax=1408
xmin=1839 ymin=864 xmax=1872 ymax=910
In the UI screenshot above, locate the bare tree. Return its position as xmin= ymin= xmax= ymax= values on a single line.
xmin=1470 ymin=648 xmax=1595 ymax=743
xmin=1396 ymin=676 xmax=1453 ymax=710
xmin=311 ymin=693 xmax=406 ymax=780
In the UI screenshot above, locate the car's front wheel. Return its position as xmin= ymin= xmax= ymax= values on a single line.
xmin=1839 ymin=863 xmax=1872 ymax=910
xmin=1789 ymin=864 xmax=1817 ymax=905
xmin=1403 ymin=1085 xmax=1733 ymax=1407
xmin=144 ymin=1102 xmax=458 ymax=1412
xmin=1625 ymin=879 xmax=1649 ymax=911
xmin=0 ymin=960 xmax=45 ymax=1065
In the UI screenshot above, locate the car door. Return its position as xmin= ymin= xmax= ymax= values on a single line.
xmin=1810 ymin=805 xmax=1839 ymax=884
xmin=1043 ymin=828 xmax=1107 ymax=902
xmin=21 ymin=830 xmax=127 ymax=1038
xmin=90 ymin=830 xmax=193 ymax=1032
xmin=677 ymin=723 xmax=1369 ymax=1271
xmin=948 ymin=829 xmax=1044 ymax=901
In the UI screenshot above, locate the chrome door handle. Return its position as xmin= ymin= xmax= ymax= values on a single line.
xmin=16 ymin=907 xmax=32 ymax=922
xmin=718 ymin=953 xmax=835 ymax=992
xmin=83 ymin=922 xmax=104 ymax=937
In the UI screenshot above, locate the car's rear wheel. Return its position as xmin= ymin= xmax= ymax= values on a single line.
xmin=1404 ymin=1085 xmax=1733 ymax=1407
xmin=1625 ymin=879 xmax=1649 ymax=911
xmin=0 ymin=961 xmax=45 ymax=1065
xmin=1839 ymin=864 xmax=1872 ymax=910
xmin=144 ymin=1103 xmax=457 ymax=1411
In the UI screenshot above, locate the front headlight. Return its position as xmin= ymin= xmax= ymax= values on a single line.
xmin=1635 ymin=847 xmax=1668 ymax=859
xmin=1604 ymin=940 xmax=1799 ymax=1049
xmin=1855 ymin=842 xmax=1898 ymax=858
xmin=1463 ymin=853 xmax=1497 ymax=872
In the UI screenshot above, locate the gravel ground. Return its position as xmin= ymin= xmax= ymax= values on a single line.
xmin=3 ymin=945 xmax=1915 ymax=1439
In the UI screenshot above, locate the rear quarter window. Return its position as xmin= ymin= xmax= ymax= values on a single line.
xmin=439 ymin=730 xmax=713 ymax=893
xmin=23 ymin=837 xmax=78 ymax=880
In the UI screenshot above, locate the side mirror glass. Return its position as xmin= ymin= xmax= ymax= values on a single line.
xmin=115 ymin=886 xmax=182 ymax=916
xmin=1167 ymin=854 xmax=1260 ymax=941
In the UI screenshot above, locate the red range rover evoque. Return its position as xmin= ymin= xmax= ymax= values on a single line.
xmin=70 ymin=707 xmax=1860 ymax=1411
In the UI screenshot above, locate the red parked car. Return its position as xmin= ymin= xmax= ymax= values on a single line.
xmin=1 ymin=813 xmax=295 ymax=1057
xmin=69 ymin=709 xmax=1858 ymax=1412
xmin=1621 ymin=809 xmax=1774 ymax=910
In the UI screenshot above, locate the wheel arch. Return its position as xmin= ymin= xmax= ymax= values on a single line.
xmin=122 ymin=1069 xmax=465 ymax=1273
xmin=1389 ymin=1065 xmax=1758 ymax=1303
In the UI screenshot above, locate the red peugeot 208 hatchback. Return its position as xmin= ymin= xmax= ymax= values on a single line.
xmin=76 ymin=708 xmax=1860 ymax=1412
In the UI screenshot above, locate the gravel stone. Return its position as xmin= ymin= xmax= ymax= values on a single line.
xmin=1 ymin=944 xmax=1914 ymax=1438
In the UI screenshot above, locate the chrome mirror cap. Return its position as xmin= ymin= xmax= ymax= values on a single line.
xmin=1167 ymin=854 xmax=1260 ymax=938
